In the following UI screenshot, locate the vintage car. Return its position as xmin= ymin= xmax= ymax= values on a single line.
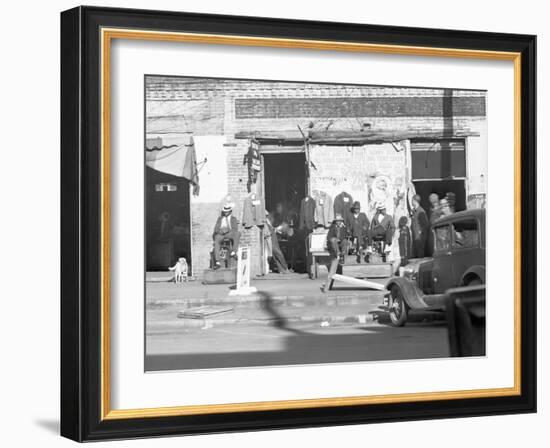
xmin=385 ymin=208 xmax=486 ymax=326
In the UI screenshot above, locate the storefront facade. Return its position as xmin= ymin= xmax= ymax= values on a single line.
xmin=146 ymin=77 xmax=487 ymax=277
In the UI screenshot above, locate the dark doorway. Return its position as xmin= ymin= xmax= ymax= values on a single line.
xmin=410 ymin=138 xmax=467 ymax=219
xmin=262 ymin=152 xmax=308 ymax=273
xmin=146 ymin=167 xmax=192 ymax=272
xmin=413 ymin=179 xmax=466 ymax=217
xmin=263 ymin=152 xmax=307 ymax=218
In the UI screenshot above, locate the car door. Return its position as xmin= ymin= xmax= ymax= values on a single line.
xmin=450 ymin=218 xmax=483 ymax=285
xmin=431 ymin=223 xmax=453 ymax=294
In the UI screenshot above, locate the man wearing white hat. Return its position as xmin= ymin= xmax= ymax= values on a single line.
xmin=367 ymin=202 xmax=395 ymax=255
xmin=212 ymin=204 xmax=240 ymax=269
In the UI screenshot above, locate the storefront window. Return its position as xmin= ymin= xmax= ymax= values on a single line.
xmin=452 ymin=220 xmax=479 ymax=248
xmin=155 ymin=182 xmax=178 ymax=192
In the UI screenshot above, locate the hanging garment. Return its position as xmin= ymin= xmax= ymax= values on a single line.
xmin=299 ymin=196 xmax=316 ymax=232
xmin=242 ymin=193 xmax=266 ymax=229
xmin=313 ymin=191 xmax=333 ymax=228
xmin=333 ymin=191 xmax=354 ymax=226
xmin=243 ymin=140 xmax=261 ymax=192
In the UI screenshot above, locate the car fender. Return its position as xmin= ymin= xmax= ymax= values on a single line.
xmin=461 ymin=265 xmax=486 ymax=285
xmin=385 ymin=277 xmax=429 ymax=310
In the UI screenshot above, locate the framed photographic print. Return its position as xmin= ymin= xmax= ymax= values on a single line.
xmin=60 ymin=6 xmax=537 ymax=442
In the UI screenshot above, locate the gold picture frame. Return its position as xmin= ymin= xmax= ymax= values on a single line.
xmin=61 ymin=6 xmax=536 ymax=441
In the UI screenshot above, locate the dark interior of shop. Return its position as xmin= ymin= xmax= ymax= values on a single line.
xmin=146 ymin=167 xmax=191 ymax=272
xmin=263 ymin=152 xmax=307 ymax=217
xmin=263 ymin=152 xmax=308 ymax=272
xmin=413 ymin=179 xmax=466 ymax=215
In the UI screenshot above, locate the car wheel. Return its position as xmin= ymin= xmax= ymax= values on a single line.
xmin=465 ymin=276 xmax=482 ymax=286
xmin=389 ymin=285 xmax=408 ymax=327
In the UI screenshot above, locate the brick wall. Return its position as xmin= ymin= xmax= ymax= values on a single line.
xmin=146 ymin=76 xmax=488 ymax=273
xmin=145 ymin=76 xmax=486 ymax=101
xmin=189 ymin=136 xmax=228 ymax=277
xmin=235 ymin=96 xmax=485 ymax=119
xmin=225 ymin=139 xmax=263 ymax=276
xmin=146 ymin=77 xmax=487 ymax=142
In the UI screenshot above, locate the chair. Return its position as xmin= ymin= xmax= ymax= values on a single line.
xmin=368 ymin=237 xmax=387 ymax=263
xmin=210 ymin=237 xmax=235 ymax=269
xmin=308 ymin=230 xmax=330 ymax=279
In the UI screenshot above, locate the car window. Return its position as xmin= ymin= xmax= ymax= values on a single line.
xmin=452 ymin=220 xmax=479 ymax=248
xmin=434 ymin=225 xmax=451 ymax=251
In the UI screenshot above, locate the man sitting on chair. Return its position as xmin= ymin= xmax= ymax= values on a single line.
xmin=212 ymin=204 xmax=240 ymax=270
xmin=322 ymin=213 xmax=349 ymax=293
xmin=348 ymin=201 xmax=370 ymax=263
xmin=367 ymin=202 xmax=395 ymax=255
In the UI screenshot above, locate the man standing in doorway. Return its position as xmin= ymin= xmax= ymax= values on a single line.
xmin=212 ymin=204 xmax=240 ymax=269
xmin=410 ymin=194 xmax=429 ymax=258
xmin=440 ymin=198 xmax=453 ymax=217
xmin=428 ymin=193 xmax=442 ymax=224
xmin=265 ymin=210 xmax=290 ymax=274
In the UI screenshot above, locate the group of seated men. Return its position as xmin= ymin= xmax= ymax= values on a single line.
xmin=211 ymin=194 xmax=448 ymax=276
xmin=322 ymin=201 xmax=395 ymax=292
xmin=211 ymin=200 xmax=398 ymax=273
xmin=328 ymin=201 xmax=395 ymax=262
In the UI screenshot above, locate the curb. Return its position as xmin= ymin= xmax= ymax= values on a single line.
xmin=149 ymin=312 xmax=386 ymax=330
xmin=148 ymin=308 xmax=445 ymax=330
xmin=146 ymin=292 xmax=387 ymax=309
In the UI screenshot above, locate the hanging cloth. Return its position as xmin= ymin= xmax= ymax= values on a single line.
xmin=299 ymin=196 xmax=316 ymax=231
xmin=242 ymin=193 xmax=266 ymax=229
xmin=146 ymin=134 xmax=200 ymax=195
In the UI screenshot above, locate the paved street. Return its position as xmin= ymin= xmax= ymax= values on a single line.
xmin=145 ymin=276 xmax=450 ymax=371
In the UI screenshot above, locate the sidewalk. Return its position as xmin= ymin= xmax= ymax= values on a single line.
xmin=145 ymin=273 xmax=392 ymax=328
xmin=146 ymin=274 xmax=388 ymax=308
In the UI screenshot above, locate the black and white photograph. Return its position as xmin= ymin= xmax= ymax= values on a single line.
xmin=144 ymin=76 xmax=487 ymax=371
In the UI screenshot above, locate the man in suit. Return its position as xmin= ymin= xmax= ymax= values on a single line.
xmin=264 ymin=210 xmax=289 ymax=274
xmin=367 ymin=202 xmax=395 ymax=255
xmin=348 ymin=201 xmax=370 ymax=263
xmin=212 ymin=204 xmax=240 ymax=269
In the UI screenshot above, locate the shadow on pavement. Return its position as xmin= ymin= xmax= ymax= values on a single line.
xmin=146 ymin=293 xmax=457 ymax=371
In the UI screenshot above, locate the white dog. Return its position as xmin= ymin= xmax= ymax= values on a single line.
xmin=169 ymin=257 xmax=188 ymax=283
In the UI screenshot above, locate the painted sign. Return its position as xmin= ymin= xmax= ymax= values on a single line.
xmin=229 ymin=246 xmax=257 ymax=296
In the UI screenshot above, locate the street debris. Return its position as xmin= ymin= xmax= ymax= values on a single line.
xmin=331 ymin=274 xmax=386 ymax=291
xmin=177 ymin=305 xmax=234 ymax=319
